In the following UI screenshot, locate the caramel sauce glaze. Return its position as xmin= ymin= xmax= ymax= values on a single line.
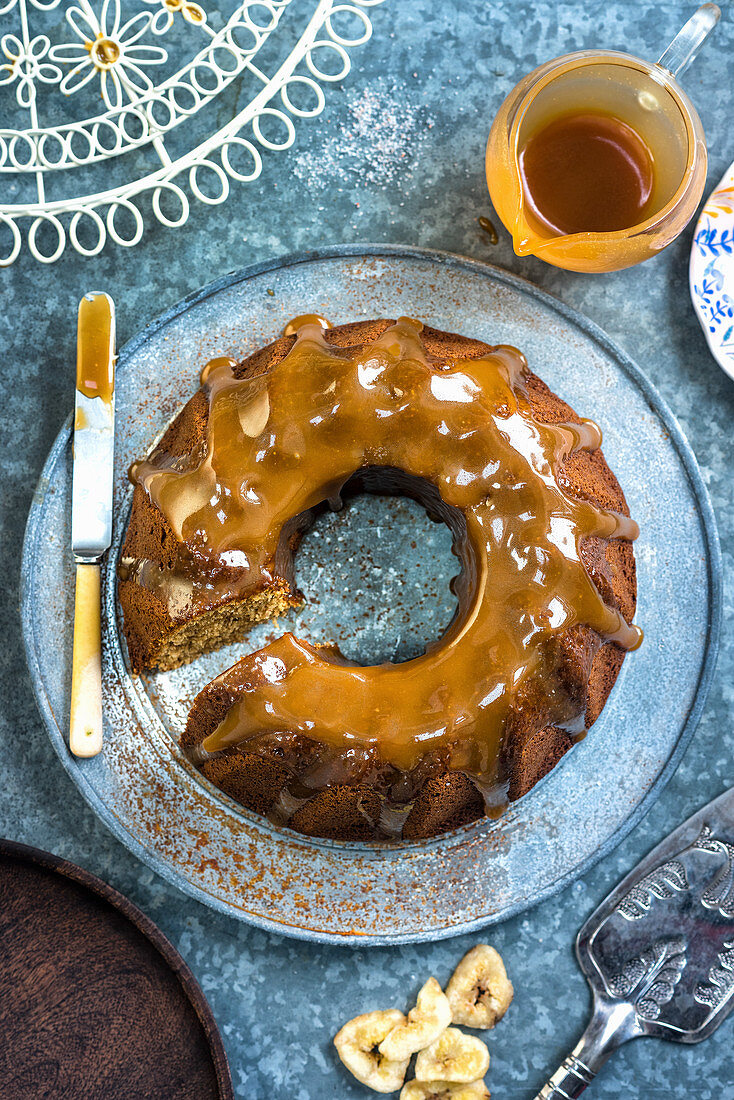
xmin=127 ymin=318 xmax=640 ymax=785
xmin=282 ymin=314 xmax=333 ymax=336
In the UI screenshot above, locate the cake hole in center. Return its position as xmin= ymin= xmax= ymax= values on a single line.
xmin=292 ymin=484 xmax=461 ymax=665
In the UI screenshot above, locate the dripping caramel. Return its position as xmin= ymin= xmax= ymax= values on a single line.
xmin=130 ymin=318 xmax=640 ymax=777
xmin=283 ymin=314 xmax=333 ymax=336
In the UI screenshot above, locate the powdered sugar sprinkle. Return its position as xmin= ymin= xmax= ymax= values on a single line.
xmin=293 ymin=80 xmax=434 ymax=191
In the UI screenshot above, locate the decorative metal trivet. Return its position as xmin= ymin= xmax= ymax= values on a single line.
xmin=0 ymin=0 xmax=383 ymax=265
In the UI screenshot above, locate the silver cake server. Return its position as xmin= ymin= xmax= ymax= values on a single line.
xmin=535 ymin=787 xmax=734 ymax=1098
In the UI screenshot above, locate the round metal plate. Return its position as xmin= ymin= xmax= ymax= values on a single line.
xmin=21 ymin=246 xmax=721 ymax=944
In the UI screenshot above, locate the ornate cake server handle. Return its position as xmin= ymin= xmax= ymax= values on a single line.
xmin=531 ymin=786 xmax=734 ymax=1099
xmin=535 ymin=1000 xmax=638 ymax=1098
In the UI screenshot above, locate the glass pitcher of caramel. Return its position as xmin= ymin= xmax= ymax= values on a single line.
xmin=486 ymin=5 xmax=719 ymax=273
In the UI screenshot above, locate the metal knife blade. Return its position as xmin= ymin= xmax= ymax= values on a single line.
xmin=71 ymin=292 xmax=116 ymax=561
xmin=534 ymin=786 xmax=734 ymax=1098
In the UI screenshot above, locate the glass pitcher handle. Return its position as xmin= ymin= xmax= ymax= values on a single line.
xmin=657 ymin=3 xmax=720 ymax=80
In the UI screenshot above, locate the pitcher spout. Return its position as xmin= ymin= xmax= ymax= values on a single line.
xmin=513 ymin=233 xmax=536 ymax=257
xmin=512 ymin=209 xmax=568 ymax=258
xmin=512 ymin=211 xmax=542 ymax=257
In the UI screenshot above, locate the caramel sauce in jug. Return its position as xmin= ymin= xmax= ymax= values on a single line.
xmin=128 ymin=317 xmax=641 ymax=779
xmin=519 ymin=110 xmax=655 ymax=236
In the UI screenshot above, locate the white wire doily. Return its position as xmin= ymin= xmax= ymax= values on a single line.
xmin=0 ymin=0 xmax=383 ymax=266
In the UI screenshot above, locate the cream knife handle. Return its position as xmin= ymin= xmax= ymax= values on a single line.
xmin=70 ymin=562 xmax=103 ymax=758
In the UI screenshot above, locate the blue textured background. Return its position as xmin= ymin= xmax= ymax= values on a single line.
xmin=2 ymin=2 xmax=733 ymax=1097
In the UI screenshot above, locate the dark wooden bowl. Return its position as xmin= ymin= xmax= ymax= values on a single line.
xmin=0 ymin=839 xmax=234 ymax=1099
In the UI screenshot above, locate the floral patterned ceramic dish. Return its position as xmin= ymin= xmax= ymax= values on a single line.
xmin=689 ymin=162 xmax=734 ymax=380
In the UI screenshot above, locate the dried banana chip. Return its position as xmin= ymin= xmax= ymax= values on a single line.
xmin=414 ymin=1027 xmax=490 ymax=1083
xmin=400 ymin=1080 xmax=490 ymax=1099
xmin=379 ymin=977 xmax=452 ymax=1061
xmin=445 ymin=945 xmax=513 ymax=1029
xmin=334 ymin=1009 xmax=410 ymax=1093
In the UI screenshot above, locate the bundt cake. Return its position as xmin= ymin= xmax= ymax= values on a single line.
xmin=119 ymin=317 xmax=640 ymax=840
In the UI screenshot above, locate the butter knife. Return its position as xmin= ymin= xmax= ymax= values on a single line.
xmin=535 ymin=786 xmax=734 ymax=1097
xmin=70 ymin=292 xmax=116 ymax=758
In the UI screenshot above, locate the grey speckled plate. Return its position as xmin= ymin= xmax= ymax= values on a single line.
xmin=21 ymin=246 xmax=721 ymax=945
